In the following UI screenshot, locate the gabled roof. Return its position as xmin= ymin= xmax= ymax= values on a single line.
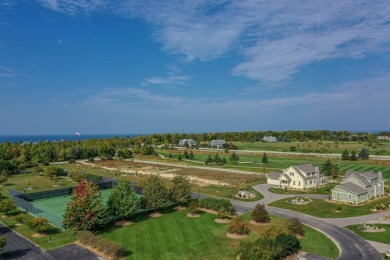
xmin=294 ymin=164 xmax=316 ymax=173
xmin=268 ymin=172 xmax=282 ymax=179
xmin=344 ymin=170 xmax=376 ymax=186
xmin=334 ymin=182 xmax=368 ymax=195
xmin=280 ymin=174 xmax=291 ymax=181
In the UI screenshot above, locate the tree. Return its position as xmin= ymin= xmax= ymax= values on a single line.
xmin=107 ymin=178 xmax=140 ymax=220
xmin=252 ymin=204 xmax=270 ymax=223
xmin=45 ymin=166 xmax=64 ymax=180
xmin=227 ymin=216 xmax=250 ymax=235
xmin=262 ymin=153 xmax=268 ymax=164
xmin=286 ymin=218 xmax=304 ymax=236
xmin=117 ymin=148 xmax=132 ymax=159
xmin=189 ymin=150 xmax=194 ymax=159
xmin=358 ymin=148 xmax=369 ymax=160
xmin=229 ymin=152 xmax=240 ymax=163
xmin=63 ymin=180 xmax=108 ymax=230
xmin=0 ymin=199 xmax=17 ymax=215
xmin=0 ymin=175 xmax=7 ymax=185
xmin=321 ymin=159 xmax=333 ymax=176
xmin=183 ymin=150 xmax=189 ymax=159
xmin=332 ymin=164 xmax=339 ymax=179
xmin=341 ymin=149 xmax=350 ymax=160
xmin=28 ymin=217 xmax=51 ymax=233
xmin=0 ymin=236 xmax=6 ymax=252
xmin=142 ymin=175 xmax=170 ymax=211
xmin=170 ymin=175 xmax=191 ymax=206
xmin=350 ymin=150 xmax=357 ymax=161
xmin=178 ymin=154 xmax=182 ymax=161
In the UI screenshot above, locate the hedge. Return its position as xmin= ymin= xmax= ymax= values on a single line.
xmin=198 ymin=198 xmax=236 ymax=215
xmin=77 ymin=231 xmax=125 ymax=259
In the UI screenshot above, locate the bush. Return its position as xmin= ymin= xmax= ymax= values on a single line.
xmin=227 ymin=216 xmax=250 ymax=235
xmin=88 ymin=157 xmax=95 ymax=162
xmin=0 ymin=199 xmax=17 ymax=215
xmin=217 ymin=207 xmax=231 ymax=219
xmin=69 ymin=171 xmax=84 ymax=182
xmin=15 ymin=213 xmax=26 ymax=224
xmin=198 ymin=198 xmax=236 ymax=215
xmin=77 ymin=231 xmax=125 ymax=259
xmin=0 ymin=175 xmax=7 ymax=184
xmin=286 ymin=218 xmax=304 ymax=236
xmin=187 ymin=201 xmax=199 ymax=215
xmin=28 ymin=217 xmax=51 ymax=233
xmin=252 ymin=204 xmax=270 ymax=223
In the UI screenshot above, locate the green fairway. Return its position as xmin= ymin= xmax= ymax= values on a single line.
xmin=101 ymin=210 xmax=339 ymax=259
xmin=269 ymin=196 xmax=390 ymax=218
xmin=347 ymin=224 xmax=390 ymax=245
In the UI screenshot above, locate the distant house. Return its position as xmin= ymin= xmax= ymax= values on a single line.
xmin=178 ymin=139 xmax=197 ymax=148
xmin=331 ymin=171 xmax=385 ymax=204
xmin=377 ymin=136 xmax=390 ymax=141
xmin=267 ymin=164 xmax=327 ymax=190
xmin=210 ymin=139 xmax=226 ymax=149
xmin=263 ymin=136 xmax=277 ymax=142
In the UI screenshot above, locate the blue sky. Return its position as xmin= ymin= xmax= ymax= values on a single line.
xmin=1 ymin=0 xmax=389 ymax=135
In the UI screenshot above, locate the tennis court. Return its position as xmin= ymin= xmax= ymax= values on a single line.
xmin=31 ymin=189 xmax=112 ymax=228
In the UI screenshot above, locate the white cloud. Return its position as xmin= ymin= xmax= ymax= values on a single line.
xmin=143 ymin=75 xmax=191 ymax=86
xmin=0 ymin=66 xmax=17 ymax=78
xmin=38 ymin=0 xmax=109 ymax=14
xmin=37 ymin=0 xmax=390 ymax=82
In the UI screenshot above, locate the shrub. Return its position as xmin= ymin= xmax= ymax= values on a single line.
xmin=15 ymin=213 xmax=26 ymax=224
xmin=88 ymin=157 xmax=95 ymax=162
xmin=0 ymin=176 xmax=7 ymax=184
xmin=217 ymin=207 xmax=231 ymax=219
xmin=77 ymin=231 xmax=125 ymax=259
xmin=28 ymin=217 xmax=51 ymax=233
xmin=198 ymin=198 xmax=235 ymax=215
xmin=0 ymin=199 xmax=17 ymax=215
xmin=252 ymin=204 xmax=270 ymax=223
xmin=286 ymin=218 xmax=304 ymax=236
xmin=187 ymin=201 xmax=199 ymax=215
xmin=0 ymin=236 xmax=6 ymax=252
xmin=227 ymin=216 xmax=250 ymax=235
xmin=69 ymin=171 xmax=84 ymax=182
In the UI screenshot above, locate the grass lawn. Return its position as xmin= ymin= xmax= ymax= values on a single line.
xmin=0 ymin=213 xmax=76 ymax=250
xmin=347 ymin=224 xmax=390 ymax=245
xmin=101 ymin=210 xmax=339 ymax=259
xmin=268 ymin=183 xmax=337 ymax=195
xmin=1 ymin=173 xmax=76 ymax=197
xmin=269 ymin=196 xmax=390 ymax=218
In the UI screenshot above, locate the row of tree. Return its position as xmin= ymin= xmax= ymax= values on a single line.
xmin=63 ymin=175 xmax=191 ymax=230
xmin=341 ymin=149 xmax=370 ymax=160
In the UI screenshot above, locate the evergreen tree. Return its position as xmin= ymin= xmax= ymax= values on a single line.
xmin=252 ymin=204 xmax=270 ymax=223
xmin=63 ymin=180 xmax=108 ymax=230
xmin=143 ymin=175 xmax=170 ymax=211
xmin=321 ymin=159 xmax=333 ymax=176
xmin=183 ymin=150 xmax=189 ymax=159
xmin=350 ymin=150 xmax=357 ymax=161
xmin=178 ymin=154 xmax=182 ymax=161
xmin=170 ymin=175 xmax=191 ymax=206
xmin=189 ymin=150 xmax=194 ymax=159
xmin=229 ymin=152 xmax=240 ymax=163
xmin=222 ymin=157 xmax=227 ymax=165
xmin=332 ymin=164 xmax=339 ymax=179
xmin=107 ymin=178 xmax=140 ymax=220
xmin=262 ymin=153 xmax=268 ymax=164
xmin=341 ymin=149 xmax=350 ymax=160
xmin=358 ymin=148 xmax=369 ymax=160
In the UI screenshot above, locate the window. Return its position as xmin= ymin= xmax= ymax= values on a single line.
xmin=289 ymin=172 xmax=294 ymax=176
xmin=293 ymin=181 xmax=295 ymax=185
xmin=310 ymin=180 xmax=312 ymax=185
xmin=348 ymin=194 xmax=352 ymax=199
xmin=298 ymin=181 xmax=300 ymax=186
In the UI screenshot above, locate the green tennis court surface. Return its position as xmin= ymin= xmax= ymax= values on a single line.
xmin=32 ymin=189 xmax=112 ymax=223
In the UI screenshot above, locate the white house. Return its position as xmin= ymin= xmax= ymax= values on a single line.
xmin=267 ymin=164 xmax=327 ymax=190
xmin=263 ymin=136 xmax=277 ymax=142
xmin=178 ymin=139 xmax=197 ymax=148
xmin=210 ymin=139 xmax=226 ymax=149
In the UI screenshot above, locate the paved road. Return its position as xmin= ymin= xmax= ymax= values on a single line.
xmin=0 ymin=222 xmax=54 ymax=260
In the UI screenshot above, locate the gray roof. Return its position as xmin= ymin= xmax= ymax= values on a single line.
xmin=268 ymin=172 xmax=282 ymax=179
xmin=344 ymin=171 xmax=376 ymax=186
xmin=337 ymin=182 xmax=368 ymax=195
xmin=210 ymin=139 xmax=226 ymax=144
xmin=294 ymin=164 xmax=316 ymax=173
